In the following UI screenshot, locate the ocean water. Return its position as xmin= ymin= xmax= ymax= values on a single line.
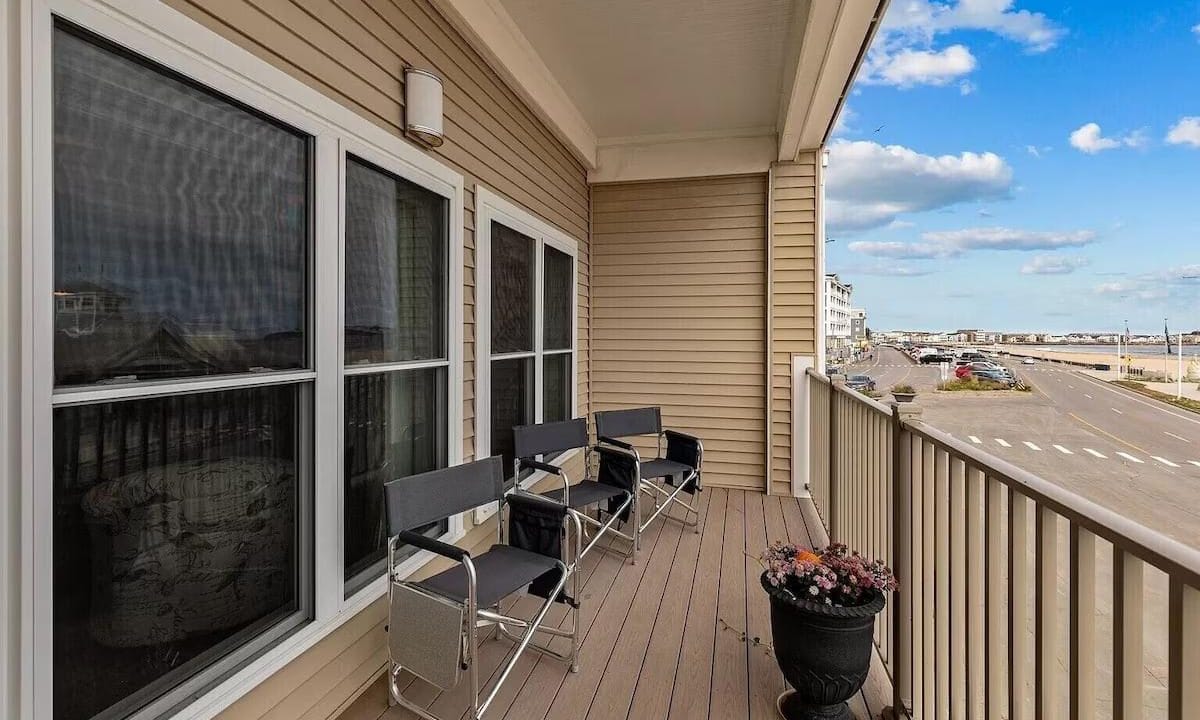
xmin=1029 ymin=344 xmax=1200 ymax=358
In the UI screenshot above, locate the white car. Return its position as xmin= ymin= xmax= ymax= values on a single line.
xmin=1022 ymin=357 xmax=1035 ymax=365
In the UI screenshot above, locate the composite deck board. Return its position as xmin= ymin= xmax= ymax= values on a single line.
xmin=338 ymin=490 xmax=886 ymax=720
xmin=710 ymin=489 xmax=750 ymax=719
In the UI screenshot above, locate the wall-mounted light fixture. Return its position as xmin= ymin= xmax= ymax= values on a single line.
xmin=404 ymin=67 xmax=444 ymax=148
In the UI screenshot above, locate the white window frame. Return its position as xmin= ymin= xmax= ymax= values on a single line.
xmin=18 ymin=1 xmax=464 ymax=719
xmin=474 ymin=186 xmax=579 ymax=523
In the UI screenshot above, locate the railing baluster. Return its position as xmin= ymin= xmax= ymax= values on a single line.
xmin=986 ymin=476 xmax=1006 ymax=720
xmin=911 ymin=434 xmax=925 ymax=717
xmin=967 ymin=467 xmax=986 ymax=717
xmin=1010 ymin=492 xmax=1032 ymax=720
xmin=1070 ymin=524 xmax=1096 ymax=720
xmin=935 ymin=448 xmax=951 ymax=719
xmin=950 ymin=457 xmax=967 ymax=718
xmin=895 ymin=406 xmax=913 ymax=716
xmin=922 ymin=440 xmax=936 ymax=718
xmin=1113 ymin=548 xmax=1143 ymax=720
xmin=1036 ymin=505 xmax=1060 ymax=720
xmin=1168 ymin=578 xmax=1200 ymax=719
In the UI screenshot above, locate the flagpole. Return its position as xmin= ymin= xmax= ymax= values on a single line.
xmin=1179 ymin=332 xmax=1184 ymax=400
xmin=1116 ymin=331 xmax=1122 ymax=380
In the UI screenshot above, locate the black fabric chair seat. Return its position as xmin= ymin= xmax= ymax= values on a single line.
xmin=640 ymin=458 xmax=694 ymax=482
xmin=418 ymin=545 xmax=560 ymax=608
xmin=539 ymin=480 xmax=629 ymax=509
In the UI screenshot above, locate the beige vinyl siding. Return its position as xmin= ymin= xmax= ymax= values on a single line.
xmin=155 ymin=1 xmax=589 ymax=717
xmin=768 ymin=155 xmax=818 ymax=497
xmin=591 ymin=176 xmax=767 ymax=491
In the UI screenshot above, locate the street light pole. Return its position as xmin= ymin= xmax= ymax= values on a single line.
xmin=1179 ymin=332 xmax=1185 ymax=400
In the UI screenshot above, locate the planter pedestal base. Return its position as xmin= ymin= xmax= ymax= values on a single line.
xmin=777 ymin=690 xmax=851 ymax=720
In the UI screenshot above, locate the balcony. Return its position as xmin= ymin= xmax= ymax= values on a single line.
xmin=340 ymin=488 xmax=890 ymax=720
xmin=339 ymin=369 xmax=1200 ymax=720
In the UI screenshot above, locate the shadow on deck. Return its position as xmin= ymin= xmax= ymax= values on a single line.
xmin=339 ymin=488 xmax=890 ymax=720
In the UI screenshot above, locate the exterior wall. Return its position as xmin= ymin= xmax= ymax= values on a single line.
xmin=768 ymin=157 xmax=818 ymax=497
xmin=153 ymin=1 xmax=592 ymax=717
xmin=591 ymin=175 xmax=767 ymax=491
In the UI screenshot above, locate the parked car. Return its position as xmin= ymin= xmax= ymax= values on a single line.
xmin=920 ymin=353 xmax=952 ymax=364
xmin=1022 ymin=357 xmax=1036 ymax=365
xmin=845 ymin=375 xmax=876 ymax=392
xmin=973 ymin=368 xmax=1016 ymax=386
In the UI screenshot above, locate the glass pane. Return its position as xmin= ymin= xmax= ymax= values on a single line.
xmin=344 ymin=157 xmax=447 ymax=365
xmin=490 ymin=356 xmax=534 ymax=480
xmin=343 ymin=367 xmax=448 ymax=590
xmin=543 ymin=352 xmax=572 ymax=423
xmin=53 ymin=25 xmax=309 ymax=387
xmin=543 ymin=246 xmax=572 ymax=351
xmin=490 ymin=222 xmax=534 ymax=354
xmin=52 ymin=384 xmax=306 ymax=720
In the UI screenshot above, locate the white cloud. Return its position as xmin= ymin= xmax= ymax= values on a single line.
xmin=832 ymin=105 xmax=856 ymax=136
xmin=1193 ymin=23 xmax=1200 ymax=40
xmin=1020 ymin=254 xmax=1090 ymax=275
xmin=841 ymin=263 xmax=936 ymax=277
xmin=862 ymin=1 xmax=1064 ymax=89
xmin=1094 ymin=264 xmax=1200 ymax=301
xmin=825 ymin=140 xmax=1013 ymax=232
xmin=923 ymin=227 xmax=1097 ymax=250
xmin=886 ymin=219 xmax=917 ymax=230
xmin=871 ymin=45 xmax=977 ymax=87
xmin=1069 ymin=123 xmax=1146 ymax=154
xmin=1166 ymin=117 xmax=1200 ymax=148
xmin=848 ymin=227 xmax=1096 ymax=259
xmin=847 ymin=241 xmax=957 ymax=259
xmin=959 ymin=80 xmax=976 ymax=95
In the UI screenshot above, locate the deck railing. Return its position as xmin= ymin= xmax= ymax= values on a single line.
xmin=805 ymin=368 xmax=1200 ymax=719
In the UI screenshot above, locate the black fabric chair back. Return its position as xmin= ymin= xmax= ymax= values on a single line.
xmin=385 ymin=456 xmax=504 ymax=535
xmin=594 ymin=407 xmax=661 ymax=440
xmin=513 ymin=418 xmax=588 ymax=460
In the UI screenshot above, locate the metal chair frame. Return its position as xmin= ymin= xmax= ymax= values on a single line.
xmin=386 ymin=460 xmax=583 ymax=720
xmin=598 ymin=433 xmax=703 ymax=544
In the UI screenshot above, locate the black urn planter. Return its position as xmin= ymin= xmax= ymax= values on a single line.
xmin=892 ymin=392 xmax=916 ymax=403
xmin=761 ymin=573 xmax=886 ymax=720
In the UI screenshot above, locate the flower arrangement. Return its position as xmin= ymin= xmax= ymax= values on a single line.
xmin=761 ymin=542 xmax=897 ymax=607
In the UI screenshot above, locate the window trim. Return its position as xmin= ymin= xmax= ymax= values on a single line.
xmin=473 ymin=186 xmax=579 ymax=523
xmin=20 ymin=2 xmax=466 ymax=719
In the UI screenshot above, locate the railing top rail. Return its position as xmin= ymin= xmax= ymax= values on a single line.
xmin=805 ymin=367 xmax=831 ymax=385
xmin=832 ymin=380 xmax=894 ymax=416
xmin=906 ymin=418 xmax=1200 ymax=587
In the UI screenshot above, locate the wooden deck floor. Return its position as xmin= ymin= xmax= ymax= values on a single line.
xmin=338 ymin=489 xmax=889 ymax=720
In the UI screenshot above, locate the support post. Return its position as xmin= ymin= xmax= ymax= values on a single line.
xmin=892 ymin=401 xmax=921 ymax=719
xmin=828 ymin=374 xmax=844 ymax=540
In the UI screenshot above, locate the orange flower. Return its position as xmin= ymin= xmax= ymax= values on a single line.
xmin=797 ymin=550 xmax=821 ymax=565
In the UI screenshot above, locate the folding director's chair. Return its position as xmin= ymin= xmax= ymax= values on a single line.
xmin=514 ymin=418 xmax=635 ymax=562
xmin=594 ymin=407 xmax=704 ymax=555
xmin=384 ymin=456 xmax=583 ymax=720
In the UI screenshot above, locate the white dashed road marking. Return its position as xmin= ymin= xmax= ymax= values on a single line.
xmin=1053 ymin=444 xmax=1074 ymax=455
xmin=1023 ymin=441 xmax=1042 ymax=451
xmin=1084 ymin=448 xmax=1107 ymax=459
xmin=1068 ymin=384 xmax=1075 ymax=389
xmin=1190 ymin=461 xmax=1200 ymax=468
xmin=1152 ymin=456 xmax=1180 ymax=468
xmin=1112 ymin=408 xmax=1123 ymax=415
xmin=1165 ymin=431 xmax=1190 ymax=443
xmin=968 ymin=436 xmax=982 ymax=444
xmin=995 ymin=438 xmax=1011 ymax=447
xmin=1084 ymin=394 xmax=1093 ymax=399
xmin=1116 ymin=452 xmax=1144 ymax=464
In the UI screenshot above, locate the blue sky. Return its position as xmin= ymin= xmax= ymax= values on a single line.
xmin=825 ymin=0 xmax=1200 ymax=334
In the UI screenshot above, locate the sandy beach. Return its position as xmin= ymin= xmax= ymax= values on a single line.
xmin=995 ymin=344 xmax=1200 ymax=380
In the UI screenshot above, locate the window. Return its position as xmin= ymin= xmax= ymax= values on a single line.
xmin=30 ymin=5 xmax=463 ymax=719
xmin=342 ymin=155 xmax=451 ymax=595
xmin=476 ymin=189 xmax=578 ymax=485
xmin=50 ymin=23 xmax=312 ymax=720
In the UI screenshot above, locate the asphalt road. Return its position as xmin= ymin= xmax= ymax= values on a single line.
xmin=846 ymin=347 xmax=1200 ymax=549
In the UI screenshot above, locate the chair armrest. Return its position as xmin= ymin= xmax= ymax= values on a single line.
xmin=598 ymin=436 xmax=634 ymax=451
xmin=506 ymin=491 xmax=568 ymax=517
xmin=396 ymin=530 xmax=469 ymax=563
xmin=518 ymin=457 xmax=564 ymax=475
xmin=664 ymin=429 xmax=701 ymax=446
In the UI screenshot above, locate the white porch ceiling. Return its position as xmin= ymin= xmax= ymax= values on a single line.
xmin=434 ymin=0 xmax=885 ymax=180
xmin=497 ymin=0 xmax=796 ymax=141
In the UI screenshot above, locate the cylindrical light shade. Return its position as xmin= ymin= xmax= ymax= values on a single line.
xmin=404 ymin=68 xmax=444 ymax=147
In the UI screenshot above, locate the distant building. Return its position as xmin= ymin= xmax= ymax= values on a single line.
xmin=824 ymin=274 xmax=852 ymax=360
xmin=850 ymin=308 xmax=867 ymax=346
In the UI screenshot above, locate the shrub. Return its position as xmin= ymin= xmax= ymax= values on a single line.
xmin=937 ymin=378 xmax=1010 ymax=391
xmin=762 ymin=542 xmax=896 ymax=607
xmin=892 ymin=383 xmax=916 ymax=394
